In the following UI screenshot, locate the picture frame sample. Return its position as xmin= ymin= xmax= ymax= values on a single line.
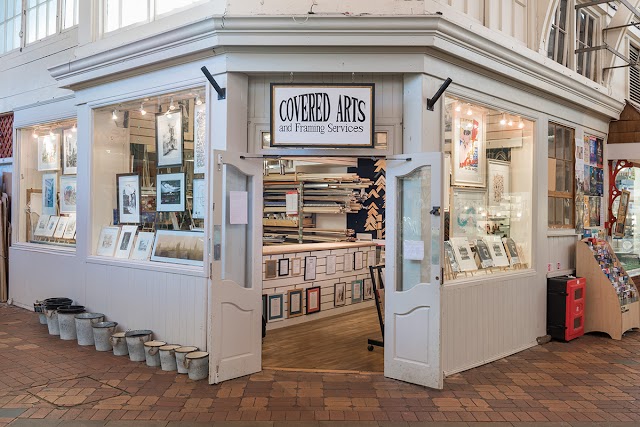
xmin=367 ymin=250 xmax=376 ymax=268
xmin=38 ymin=134 xmax=60 ymax=171
xmin=291 ymin=258 xmax=302 ymax=276
xmin=326 ymin=254 xmax=337 ymax=275
xmin=62 ymin=216 xmax=77 ymax=240
xmin=452 ymin=113 xmax=485 ymax=187
xmin=59 ymin=175 xmax=77 ymax=214
xmin=192 ymin=178 xmax=206 ymax=219
xmin=344 ymin=252 xmax=354 ymax=272
xmin=62 ymin=128 xmax=77 ymax=175
xmin=96 ymin=226 xmax=120 ymax=256
xmin=487 ymin=160 xmax=510 ymax=208
xmin=278 ymin=258 xmax=289 ymax=276
xmin=502 ymin=237 xmax=520 ymax=265
xmin=42 ymin=173 xmax=57 ymax=216
xmin=156 ymin=173 xmax=185 ymax=212
xmin=114 ymin=225 xmax=138 ymax=259
xmin=117 ymin=173 xmax=141 ymax=223
xmin=287 ymin=289 xmax=303 ymax=318
xmin=351 ymin=280 xmax=363 ymax=303
xmin=34 ymin=214 xmax=50 ymax=237
xmin=44 ymin=216 xmax=60 ymax=238
xmin=304 ymin=256 xmax=317 ymax=281
xmin=130 ymin=231 xmax=155 ymax=261
xmin=305 ymin=286 xmax=321 ymax=314
xmin=614 ymin=190 xmax=630 ymax=237
xmin=450 ymin=237 xmax=478 ymax=272
xmin=193 ymin=103 xmax=206 ymax=174
xmin=452 ymin=187 xmax=486 ymax=238
xmin=268 ymin=293 xmax=284 ymax=322
xmin=444 ymin=240 xmax=460 ymax=273
xmin=363 ymin=278 xmax=374 ymax=300
xmin=334 ymin=282 xmax=346 ymax=307
xmin=475 ymin=238 xmax=494 ymax=268
xmin=265 ymin=259 xmax=277 ymax=279
xmin=485 ymin=236 xmax=509 ymax=267
xmin=53 ymin=216 xmax=68 ymax=239
xmin=151 ymin=230 xmax=205 ymax=266
xmin=354 ymin=251 xmax=363 ymax=270
xmin=155 ymin=110 xmax=183 ymax=168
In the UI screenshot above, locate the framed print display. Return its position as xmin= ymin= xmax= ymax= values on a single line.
xmin=287 ymin=289 xmax=303 ymax=318
xmin=450 ymin=237 xmax=478 ymax=272
xmin=367 ymin=250 xmax=376 ymax=268
xmin=354 ymin=251 xmax=363 ymax=270
xmin=334 ymin=282 xmax=346 ymax=307
xmin=53 ymin=216 xmax=68 ymax=239
xmin=38 ymin=134 xmax=60 ymax=171
xmin=114 ymin=225 xmax=138 ymax=259
xmin=475 ymin=239 xmax=494 ymax=268
xmin=42 ymin=173 xmax=57 ymax=216
xmin=62 ymin=215 xmax=77 ymax=240
xmin=304 ymin=256 xmax=317 ymax=281
xmin=34 ymin=214 xmax=50 ymax=237
xmin=291 ymin=258 xmax=302 ymax=276
xmin=614 ymin=190 xmax=630 ymax=237
xmin=44 ymin=216 xmax=59 ymax=237
xmin=363 ymin=278 xmax=374 ymax=300
xmin=130 ymin=231 xmax=155 ymax=261
xmin=151 ymin=230 xmax=205 ymax=266
xmin=155 ymin=111 xmax=183 ymax=168
xmin=344 ymin=252 xmax=354 ymax=272
xmin=351 ymin=280 xmax=363 ymax=303
xmin=278 ymin=258 xmax=289 ymax=276
xmin=326 ymin=255 xmax=337 ymax=275
xmin=267 ymin=294 xmax=284 ymax=322
xmin=265 ymin=260 xmax=277 ymax=279
xmin=485 ymin=236 xmax=509 ymax=267
xmin=305 ymin=286 xmax=321 ymax=314
xmin=96 ymin=226 xmax=120 ymax=256
xmin=117 ymin=174 xmax=140 ymax=223
xmin=193 ymin=103 xmax=206 ymax=174
xmin=156 ymin=173 xmax=185 ymax=212
xmin=59 ymin=175 xmax=77 ymax=214
xmin=487 ymin=160 xmax=510 ymax=208
xmin=192 ymin=178 xmax=206 ymax=219
xmin=62 ymin=128 xmax=77 ymax=175
xmin=502 ymin=237 xmax=520 ymax=265
xmin=452 ymin=114 xmax=485 ymax=187
xmin=451 ymin=187 xmax=486 ymax=238
xmin=444 ymin=240 xmax=460 ymax=273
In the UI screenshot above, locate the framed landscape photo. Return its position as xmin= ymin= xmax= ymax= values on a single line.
xmin=156 ymin=173 xmax=185 ymax=212
xmin=96 ymin=226 xmax=120 ymax=256
xmin=151 ymin=230 xmax=205 ymax=266
xmin=305 ymin=286 xmax=321 ymax=314
xmin=62 ymin=128 xmax=78 ymax=175
xmin=287 ymin=289 xmax=303 ymax=318
xmin=117 ymin=174 xmax=141 ymax=223
xmin=155 ymin=111 xmax=183 ymax=168
xmin=59 ymin=175 xmax=77 ymax=214
xmin=42 ymin=173 xmax=57 ymax=216
xmin=334 ymin=282 xmax=346 ymax=307
xmin=130 ymin=231 xmax=155 ymax=261
xmin=114 ymin=225 xmax=138 ymax=259
xmin=38 ymin=134 xmax=60 ymax=171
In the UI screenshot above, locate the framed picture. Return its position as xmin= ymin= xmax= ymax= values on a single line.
xmin=265 ymin=259 xmax=277 ymax=279
xmin=96 ymin=226 xmax=120 ymax=256
xmin=344 ymin=252 xmax=354 ymax=272
xmin=155 ymin=110 xmax=183 ymax=168
xmin=182 ymin=99 xmax=195 ymax=141
xmin=444 ymin=240 xmax=460 ymax=273
xmin=42 ymin=173 xmax=57 ymax=216
xmin=354 ymin=251 xmax=363 ymax=270
xmin=62 ymin=128 xmax=77 ymax=175
xmin=363 ymin=278 xmax=374 ymax=300
xmin=351 ymin=280 xmax=363 ymax=303
xmin=304 ymin=256 xmax=317 ymax=281
xmin=34 ymin=214 xmax=50 ymax=237
xmin=367 ymin=250 xmax=376 ymax=268
xmin=334 ymin=282 xmax=346 ymax=307
xmin=451 ymin=187 xmax=486 ymax=238
xmin=156 ymin=173 xmax=185 ymax=212
xmin=268 ymin=294 xmax=284 ymax=322
xmin=278 ymin=258 xmax=289 ymax=276
xmin=130 ymin=231 xmax=155 ymax=261
xmin=487 ymin=160 xmax=510 ymax=209
xmin=502 ymin=237 xmax=520 ymax=265
xmin=193 ymin=103 xmax=207 ymax=174
xmin=326 ymin=254 xmax=337 ymax=275
xmin=38 ymin=134 xmax=60 ymax=171
xmin=287 ymin=289 xmax=303 ymax=318
xmin=53 ymin=216 xmax=68 ymax=239
xmin=114 ymin=225 xmax=138 ymax=259
xmin=291 ymin=258 xmax=302 ymax=276
xmin=614 ymin=190 xmax=630 ymax=237
xmin=305 ymin=286 xmax=321 ymax=314
xmin=43 ymin=216 xmax=59 ymax=238
xmin=486 ymin=236 xmax=509 ymax=267
xmin=59 ymin=175 xmax=77 ymax=214
xmin=151 ymin=230 xmax=204 ymax=266
xmin=62 ymin=215 xmax=77 ymax=240
xmin=475 ymin=238 xmax=494 ymax=269
xmin=192 ymin=178 xmax=206 ymax=219
xmin=117 ymin=174 xmax=140 ymax=223
xmin=452 ymin=113 xmax=485 ymax=187
xmin=450 ymin=237 xmax=478 ymax=272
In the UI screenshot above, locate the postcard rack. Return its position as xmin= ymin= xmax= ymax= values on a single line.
xmin=367 ymin=264 xmax=385 ymax=351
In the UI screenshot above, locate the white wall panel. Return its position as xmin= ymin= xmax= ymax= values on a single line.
xmin=546 ymin=235 xmax=579 ymax=274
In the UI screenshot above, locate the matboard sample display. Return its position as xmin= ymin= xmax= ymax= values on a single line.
xmin=449 ymin=237 xmax=477 ymax=272
xmin=475 ymin=239 xmax=494 ymax=268
xmin=485 ymin=236 xmax=509 ymax=267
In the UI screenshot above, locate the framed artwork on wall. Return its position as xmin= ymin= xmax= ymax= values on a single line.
xmin=155 ymin=111 xmax=184 ymax=168
xmin=117 ymin=174 xmax=141 ymax=223
xmin=291 ymin=258 xmax=302 ymax=276
xmin=267 ymin=294 xmax=284 ymax=322
xmin=130 ymin=231 xmax=155 ymax=261
xmin=304 ymin=256 xmax=317 ymax=281
xmin=151 ymin=230 xmax=204 ymax=266
xmin=192 ymin=178 xmax=206 ymax=219
xmin=363 ymin=278 xmax=374 ymax=300
xmin=351 ymin=280 xmax=363 ymax=303
xmin=344 ymin=252 xmax=354 ymax=272
xmin=451 ymin=187 xmax=486 ymax=238
xmin=326 ymin=254 xmax=337 ymax=275
xmin=193 ymin=103 xmax=207 ymax=174
xmin=614 ymin=190 xmax=630 ymax=237
xmin=487 ymin=160 xmax=510 ymax=208
xmin=265 ymin=259 xmax=277 ymax=279
xmin=59 ymin=175 xmax=77 ymax=214
xmin=156 ymin=173 xmax=185 ymax=212
xmin=287 ymin=289 xmax=303 ymax=318
xmin=96 ymin=226 xmax=120 ymax=257
xmin=62 ymin=128 xmax=77 ymax=175
xmin=38 ymin=134 xmax=60 ymax=171
xmin=334 ymin=282 xmax=346 ymax=307
xmin=354 ymin=251 xmax=363 ymax=270
xmin=452 ymin=113 xmax=485 ymax=187
xmin=305 ymin=286 xmax=321 ymax=314
xmin=278 ymin=258 xmax=289 ymax=276
xmin=42 ymin=173 xmax=57 ymax=216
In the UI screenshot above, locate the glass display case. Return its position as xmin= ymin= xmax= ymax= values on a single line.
xmin=610 ymin=165 xmax=640 ymax=275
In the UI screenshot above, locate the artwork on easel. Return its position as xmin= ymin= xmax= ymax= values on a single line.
xmin=475 ymin=239 xmax=494 ymax=269
xmin=450 ymin=237 xmax=477 ymax=272
xmin=485 ymin=236 xmax=509 ymax=267
xmin=444 ymin=240 xmax=460 ymax=273
xmin=503 ymin=237 xmax=520 ymax=266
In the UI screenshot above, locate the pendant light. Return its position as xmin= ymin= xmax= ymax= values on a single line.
xmin=140 ymin=103 xmax=146 ymax=116
xmin=499 ymin=114 xmax=507 ymax=125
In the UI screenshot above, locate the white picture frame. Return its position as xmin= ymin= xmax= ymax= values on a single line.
xmin=34 ymin=214 xmax=50 ymax=237
xmin=53 ymin=216 xmax=69 ymax=239
xmin=193 ymin=103 xmax=206 ymax=174
xmin=114 ymin=225 xmax=138 ymax=259
xmin=43 ymin=216 xmax=60 ymax=238
xmin=326 ymin=254 xmax=337 ymax=275
xmin=117 ymin=174 xmax=141 ymax=224
xmin=451 ymin=187 xmax=487 ymax=239
xmin=485 ymin=236 xmax=509 ymax=267
xmin=62 ymin=215 xmax=77 ymax=240
xmin=130 ymin=231 xmax=155 ymax=261
xmin=155 ymin=111 xmax=183 ymax=168
xmin=157 ymin=173 xmax=185 ymax=212
xmin=354 ymin=251 xmax=363 ymax=270
xmin=192 ymin=178 xmax=205 ymax=219
xmin=42 ymin=173 xmax=57 ymax=216
xmin=450 ymin=237 xmax=478 ymax=272
xmin=96 ymin=226 xmax=120 ymax=257
xmin=59 ymin=175 xmax=77 ymax=214
xmin=452 ymin=112 xmax=485 ymax=187
xmin=62 ymin=128 xmax=78 ymax=175
xmin=304 ymin=256 xmax=317 ymax=281
xmin=344 ymin=252 xmax=354 ymax=272
xmin=475 ymin=238 xmax=494 ymax=269
xmin=151 ymin=230 xmax=205 ymax=266
xmin=487 ymin=160 xmax=510 ymax=209
xmin=37 ymin=134 xmax=60 ymax=171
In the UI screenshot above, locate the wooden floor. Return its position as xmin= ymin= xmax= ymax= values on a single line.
xmin=262 ymin=307 xmax=384 ymax=372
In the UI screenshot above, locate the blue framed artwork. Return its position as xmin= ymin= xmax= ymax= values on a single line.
xmin=351 ymin=280 xmax=363 ymax=303
xmin=268 ymin=294 xmax=284 ymax=322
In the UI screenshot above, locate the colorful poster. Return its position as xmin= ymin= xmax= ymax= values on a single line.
xmin=453 ymin=114 xmax=485 ymax=187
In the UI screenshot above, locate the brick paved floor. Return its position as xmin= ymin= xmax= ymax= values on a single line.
xmin=2 ymin=303 xmax=640 ymax=426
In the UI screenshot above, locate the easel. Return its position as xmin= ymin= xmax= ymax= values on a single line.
xmin=367 ymin=264 xmax=385 ymax=351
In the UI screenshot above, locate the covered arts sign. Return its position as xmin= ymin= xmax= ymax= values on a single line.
xmin=270 ymin=83 xmax=375 ymax=147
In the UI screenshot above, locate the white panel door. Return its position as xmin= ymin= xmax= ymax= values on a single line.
xmin=209 ymin=150 xmax=263 ymax=383
xmin=385 ymin=153 xmax=443 ymax=389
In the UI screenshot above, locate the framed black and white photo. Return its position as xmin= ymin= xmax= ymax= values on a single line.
xmin=130 ymin=231 xmax=155 ymax=261
xmin=193 ymin=103 xmax=206 ymax=174
xmin=151 ymin=230 xmax=204 ymax=266
xmin=155 ymin=111 xmax=183 ymax=168
xmin=42 ymin=173 xmax=57 ymax=216
xmin=62 ymin=215 xmax=77 ymax=240
xmin=304 ymin=256 xmax=317 ymax=281
xmin=156 ymin=173 xmax=185 ymax=212
xmin=62 ymin=128 xmax=77 ymax=175
xmin=59 ymin=175 xmax=77 ymax=214
xmin=96 ymin=226 xmax=120 ymax=257
xmin=117 ymin=174 xmax=140 ymax=223
xmin=278 ymin=258 xmax=289 ymax=276
xmin=192 ymin=178 xmax=206 ymax=219
xmin=38 ymin=134 xmax=60 ymax=171
xmin=114 ymin=225 xmax=138 ymax=259
xmin=287 ymin=289 xmax=303 ymax=318
xmin=334 ymin=282 xmax=346 ymax=307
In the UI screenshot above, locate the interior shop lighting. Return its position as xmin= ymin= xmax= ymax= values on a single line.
xmin=507 ymin=118 xmax=513 ymax=126
xmin=112 ymin=110 xmax=118 ymax=120
xmin=169 ymin=98 xmax=176 ymax=110
xmin=454 ymin=102 xmax=461 ymax=112
xmin=32 ymin=130 xmax=38 ymax=138
xmin=72 ymin=124 xmax=77 ymax=132
xmin=195 ymin=95 xmax=202 ymax=105
xmin=466 ymin=105 xmax=473 ymax=116
xmin=500 ymin=114 xmax=507 ymax=125
xmin=140 ymin=103 xmax=147 ymax=116
xmin=518 ymin=121 xmax=525 ymax=129
xmin=49 ymin=130 xmax=55 ymax=137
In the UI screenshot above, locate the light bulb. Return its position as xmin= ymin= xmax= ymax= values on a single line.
xmin=32 ymin=131 xmax=38 ymax=138
xmin=169 ymin=98 xmax=175 ymax=110
xmin=454 ymin=103 xmax=461 ymax=112
xmin=112 ymin=110 xmax=118 ymax=120
xmin=71 ymin=124 xmax=77 ymax=132
xmin=507 ymin=119 xmax=513 ymax=126
xmin=195 ymin=95 xmax=202 ymax=106
xmin=166 ymin=111 xmax=172 ymax=119
xmin=518 ymin=121 xmax=525 ymax=129
xmin=140 ymin=103 xmax=146 ymax=116
xmin=466 ymin=105 xmax=473 ymax=116
xmin=499 ymin=114 xmax=507 ymax=125
xmin=49 ymin=131 xmax=54 ymax=137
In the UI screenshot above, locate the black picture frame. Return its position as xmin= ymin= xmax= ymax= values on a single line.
xmin=155 ymin=110 xmax=184 ymax=168
xmin=278 ymin=258 xmax=289 ymax=276
xmin=287 ymin=289 xmax=303 ymax=318
xmin=116 ymin=173 xmax=141 ymax=224
xmin=305 ymin=286 xmax=321 ymax=314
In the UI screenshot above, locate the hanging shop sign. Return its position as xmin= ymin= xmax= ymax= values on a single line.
xmin=270 ymin=83 xmax=375 ymax=147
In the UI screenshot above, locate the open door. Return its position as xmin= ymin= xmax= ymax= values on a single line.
xmin=209 ymin=150 xmax=263 ymax=383
xmin=385 ymin=152 xmax=443 ymax=389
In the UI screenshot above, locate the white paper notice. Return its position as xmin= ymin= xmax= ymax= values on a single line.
xmin=403 ymin=240 xmax=425 ymax=261
xmin=286 ymin=191 xmax=298 ymax=216
xmin=229 ymin=191 xmax=248 ymax=225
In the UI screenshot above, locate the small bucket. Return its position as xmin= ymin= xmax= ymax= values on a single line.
xmin=111 ymin=332 xmax=128 ymax=356
xmin=175 ymin=346 xmax=198 ymax=374
xmin=44 ymin=303 xmax=67 ymax=335
xmin=74 ymin=313 xmax=105 ymax=346
xmin=144 ymin=340 xmax=166 ymax=367
xmin=185 ymin=351 xmax=209 ymax=381
xmin=125 ymin=330 xmax=153 ymax=362
xmin=38 ymin=313 xmax=47 ymax=325
xmin=92 ymin=321 xmax=118 ymax=352
xmin=57 ymin=306 xmax=86 ymax=340
xmin=159 ymin=345 xmax=180 ymax=371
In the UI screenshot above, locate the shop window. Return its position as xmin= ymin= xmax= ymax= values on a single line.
xmin=576 ymin=9 xmax=597 ymax=80
xmin=91 ymin=88 xmax=207 ymax=267
xmin=443 ymin=97 xmax=534 ymax=281
xmin=62 ymin=0 xmax=78 ymax=30
xmin=17 ymin=118 xmax=78 ymax=248
xmin=630 ymin=44 xmax=640 ymax=104
xmin=548 ymin=123 xmax=574 ymax=228
xmin=0 ymin=0 xmax=21 ymax=54
xmin=104 ymin=0 xmax=202 ymax=33
xmin=611 ymin=165 xmax=640 ymax=274
xmin=547 ymin=0 xmax=569 ymax=67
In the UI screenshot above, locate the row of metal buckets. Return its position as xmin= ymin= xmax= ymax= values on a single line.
xmin=34 ymin=298 xmax=209 ymax=381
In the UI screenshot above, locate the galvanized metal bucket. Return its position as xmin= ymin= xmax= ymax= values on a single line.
xmin=125 ymin=330 xmax=153 ymax=362
xmin=74 ymin=313 xmax=105 ymax=346
xmin=44 ymin=304 xmax=66 ymax=335
xmin=144 ymin=340 xmax=166 ymax=367
xmin=185 ymin=351 xmax=209 ymax=381
xmin=92 ymin=321 xmax=118 ymax=352
xmin=159 ymin=345 xmax=180 ymax=371
xmin=57 ymin=306 xmax=86 ymax=340
xmin=175 ymin=346 xmax=198 ymax=374
xmin=111 ymin=332 xmax=128 ymax=356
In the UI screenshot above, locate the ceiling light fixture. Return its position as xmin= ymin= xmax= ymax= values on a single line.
xmin=49 ymin=130 xmax=55 ymax=137
xmin=466 ymin=105 xmax=473 ymax=116
xmin=32 ymin=130 xmax=38 ymax=138
xmin=169 ymin=98 xmax=176 ymax=111
xmin=454 ymin=102 xmax=461 ymax=112
xmin=140 ymin=103 xmax=146 ymax=116
xmin=499 ymin=114 xmax=507 ymax=125
xmin=518 ymin=121 xmax=525 ymax=129
xmin=112 ymin=110 xmax=118 ymax=120
xmin=72 ymin=124 xmax=77 ymax=132
xmin=195 ymin=95 xmax=202 ymax=106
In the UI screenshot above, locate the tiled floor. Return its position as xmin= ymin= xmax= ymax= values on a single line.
xmin=2 ymin=303 xmax=640 ymax=426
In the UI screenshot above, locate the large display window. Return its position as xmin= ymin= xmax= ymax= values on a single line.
xmin=610 ymin=164 xmax=640 ymax=275
xmin=91 ymin=88 xmax=207 ymax=267
xmin=18 ymin=118 xmax=78 ymax=249
xmin=442 ymin=96 xmax=534 ymax=281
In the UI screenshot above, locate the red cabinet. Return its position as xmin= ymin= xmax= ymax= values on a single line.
xmin=547 ymin=276 xmax=585 ymax=342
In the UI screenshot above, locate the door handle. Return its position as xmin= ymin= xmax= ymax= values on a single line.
xmin=430 ymin=206 xmax=441 ymax=216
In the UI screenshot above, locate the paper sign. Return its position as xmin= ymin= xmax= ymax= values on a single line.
xmin=286 ymin=191 xmax=298 ymax=216
xmin=403 ymin=240 xmax=424 ymax=261
xmin=229 ymin=191 xmax=248 ymax=225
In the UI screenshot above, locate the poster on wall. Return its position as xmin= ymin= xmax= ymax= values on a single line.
xmin=453 ymin=114 xmax=485 ymax=187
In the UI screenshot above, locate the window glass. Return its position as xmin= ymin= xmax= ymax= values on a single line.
xmin=26 ymin=0 xmax=57 ymax=44
xmin=18 ymin=119 xmax=78 ymax=249
xmin=611 ymin=166 xmax=640 ymax=274
xmin=576 ymin=10 xmax=597 ymax=81
xmin=155 ymin=0 xmax=199 ymax=16
xmin=0 ymin=0 xmax=21 ymax=54
xmin=121 ymin=0 xmax=148 ymax=29
xmin=91 ymin=88 xmax=207 ymax=266
xmin=63 ymin=0 xmax=78 ymax=29
xmin=104 ymin=0 xmax=202 ymax=34
xmin=443 ymin=97 xmax=534 ymax=281
xmin=547 ymin=0 xmax=568 ymax=66
xmin=547 ymin=122 xmax=575 ymax=229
